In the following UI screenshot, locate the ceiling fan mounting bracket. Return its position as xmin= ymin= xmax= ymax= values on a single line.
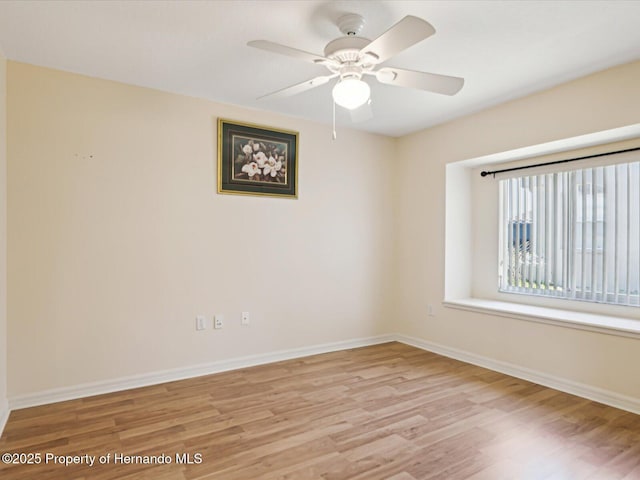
xmin=336 ymin=13 xmax=365 ymax=36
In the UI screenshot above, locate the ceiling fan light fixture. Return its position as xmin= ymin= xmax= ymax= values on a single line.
xmin=332 ymin=78 xmax=371 ymax=110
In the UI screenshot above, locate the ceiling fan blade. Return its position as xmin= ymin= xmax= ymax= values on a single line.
xmin=349 ymin=100 xmax=373 ymax=123
xmin=257 ymin=74 xmax=337 ymax=100
xmin=360 ymin=16 xmax=435 ymax=64
xmin=375 ymin=67 xmax=464 ymax=96
xmin=247 ymin=40 xmax=328 ymax=64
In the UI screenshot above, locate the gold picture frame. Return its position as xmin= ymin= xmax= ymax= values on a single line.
xmin=217 ymin=118 xmax=298 ymax=198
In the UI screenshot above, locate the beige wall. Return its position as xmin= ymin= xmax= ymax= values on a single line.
xmin=6 ymin=58 xmax=640 ymax=404
xmin=7 ymin=62 xmax=396 ymax=396
xmin=394 ymin=60 xmax=640 ymax=399
xmin=0 ymin=51 xmax=7 ymax=418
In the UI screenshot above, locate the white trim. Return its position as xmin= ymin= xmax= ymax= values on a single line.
xmin=0 ymin=399 xmax=9 ymax=437
xmin=443 ymin=298 xmax=640 ymax=339
xmin=457 ymin=123 xmax=640 ymax=168
xmin=395 ymin=333 xmax=640 ymax=415
xmin=8 ymin=334 xmax=395 ymax=411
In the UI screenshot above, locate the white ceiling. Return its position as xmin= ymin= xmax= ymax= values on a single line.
xmin=0 ymin=0 xmax=639 ymax=137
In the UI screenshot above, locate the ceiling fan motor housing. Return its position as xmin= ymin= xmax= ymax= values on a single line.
xmin=323 ymin=36 xmax=379 ymax=80
xmin=323 ymin=36 xmax=370 ymax=63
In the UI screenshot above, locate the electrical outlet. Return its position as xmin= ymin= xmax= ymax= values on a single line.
xmin=196 ymin=315 xmax=207 ymax=331
xmin=241 ymin=312 xmax=250 ymax=326
xmin=214 ymin=314 xmax=224 ymax=329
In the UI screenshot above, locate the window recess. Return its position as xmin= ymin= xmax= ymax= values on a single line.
xmin=496 ymin=150 xmax=640 ymax=307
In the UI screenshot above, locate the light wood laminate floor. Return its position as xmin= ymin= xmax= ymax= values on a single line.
xmin=1 ymin=342 xmax=639 ymax=479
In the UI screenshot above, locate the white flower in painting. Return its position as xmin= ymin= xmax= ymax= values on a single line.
xmin=253 ymin=151 xmax=268 ymax=167
xmin=241 ymin=161 xmax=260 ymax=177
xmin=242 ymin=144 xmax=252 ymax=155
xmin=252 ymin=142 xmax=260 ymax=152
xmin=263 ymin=156 xmax=282 ymax=177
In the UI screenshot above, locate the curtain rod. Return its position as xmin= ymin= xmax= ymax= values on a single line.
xmin=480 ymin=146 xmax=640 ymax=178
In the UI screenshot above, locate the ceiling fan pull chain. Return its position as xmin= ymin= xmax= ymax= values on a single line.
xmin=332 ymin=100 xmax=337 ymax=140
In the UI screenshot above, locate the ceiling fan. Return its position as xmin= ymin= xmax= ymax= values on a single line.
xmin=248 ymin=13 xmax=464 ymax=112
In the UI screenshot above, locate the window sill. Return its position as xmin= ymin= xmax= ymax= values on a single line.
xmin=443 ymin=298 xmax=640 ymax=339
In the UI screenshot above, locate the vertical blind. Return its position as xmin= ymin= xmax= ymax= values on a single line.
xmin=499 ymin=160 xmax=640 ymax=306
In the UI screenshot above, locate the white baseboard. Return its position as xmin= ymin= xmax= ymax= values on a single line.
xmin=395 ymin=334 xmax=640 ymax=416
xmin=0 ymin=399 xmax=9 ymax=437
xmin=5 ymin=332 xmax=639 ymax=425
xmin=8 ymin=334 xmax=396 ymax=411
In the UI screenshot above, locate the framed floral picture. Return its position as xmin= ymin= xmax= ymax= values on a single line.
xmin=217 ymin=118 xmax=298 ymax=198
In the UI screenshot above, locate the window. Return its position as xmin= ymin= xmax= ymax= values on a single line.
xmin=499 ymin=159 xmax=640 ymax=306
